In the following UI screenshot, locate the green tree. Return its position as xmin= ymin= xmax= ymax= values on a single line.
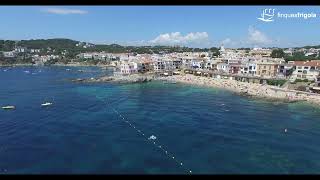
xmin=271 ymin=49 xmax=285 ymax=58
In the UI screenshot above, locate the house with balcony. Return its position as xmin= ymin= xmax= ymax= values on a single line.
xmin=153 ymin=58 xmax=174 ymax=72
xmin=76 ymin=53 xmax=93 ymax=60
xmin=278 ymin=63 xmax=294 ymax=77
xmin=240 ymin=62 xmax=257 ymax=76
xmin=172 ymin=58 xmax=183 ymax=69
xmin=216 ymin=63 xmax=229 ymax=73
xmin=290 ymin=60 xmax=320 ymax=81
xmin=131 ymin=59 xmax=153 ymax=73
xmin=14 ymin=47 xmax=27 ymax=53
xmin=119 ymin=61 xmax=138 ymax=75
xmin=2 ymin=51 xmax=16 ymax=58
xmin=229 ymin=63 xmax=242 ymax=74
xmin=256 ymin=58 xmax=283 ymax=77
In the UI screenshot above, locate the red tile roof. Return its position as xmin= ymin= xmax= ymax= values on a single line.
xmin=293 ymin=60 xmax=320 ymax=67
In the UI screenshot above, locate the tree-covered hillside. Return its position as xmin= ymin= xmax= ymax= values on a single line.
xmin=0 ymin=38 xmax=221 ymax=57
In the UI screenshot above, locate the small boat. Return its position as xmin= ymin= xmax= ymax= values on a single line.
xmin=66 ymin=69 xmax=71 ymax=71
xmin=24 ymin=70 xmax=30 ymax=73
xmin=41 ymin=102 xmax=53 ymax=107
xmin=2 ymin=105 xmax=15 ymax=110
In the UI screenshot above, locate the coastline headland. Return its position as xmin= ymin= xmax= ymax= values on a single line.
xmin=76 ymin=72 xmax=320 ymax=106
xmin=72 ymin=72 xmax=154 ymax=84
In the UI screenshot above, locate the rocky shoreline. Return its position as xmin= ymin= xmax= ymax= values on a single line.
xmin=157 ymin=74 xmax=320 ymax=106
xmin=72 ymin=73 xmax=320 ymax=106
xmin=72 ymin=73 xmax=155 ymax=84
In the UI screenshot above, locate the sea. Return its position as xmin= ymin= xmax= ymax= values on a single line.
xmin=1 ymin=66 xmax=320 ymax=174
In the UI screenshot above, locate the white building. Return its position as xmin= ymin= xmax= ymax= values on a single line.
xmin=30 ymin=49 xmax=41 ymax=53
xmin=240 ymin=62 xmax=257 ymax=75
xmin=77 ymin=53 xmax=94 ymax=59
xmin=290 ymin=60 xmax=320 ymax=81
xmin=217 ymin=63 xmax=229 ymax=73
xmin=2 ymin=51 xmax=16 ymax=58
xmin=120 ymin=61 xmax=138 ymax=75
xmin=14 ymin=47 xmax=27 ymax=53
xmin=153 ymin=58 xmax=174 ymax=72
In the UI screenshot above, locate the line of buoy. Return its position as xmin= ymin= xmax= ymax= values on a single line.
xmin=105 ymin=99 xmax=192 ymax=174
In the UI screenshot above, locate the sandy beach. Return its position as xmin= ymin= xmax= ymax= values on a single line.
xmin=156 ymin=74 xmax=320 ymax=106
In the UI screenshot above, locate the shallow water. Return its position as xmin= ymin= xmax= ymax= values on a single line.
xmin=1 ymin=66 xmax=320 ymax=174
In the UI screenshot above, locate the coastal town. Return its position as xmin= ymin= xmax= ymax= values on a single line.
xmin=2 ymin=39 xmax=320 ymax=105
xmin=3 ymin=6 xmax=320 ymax=174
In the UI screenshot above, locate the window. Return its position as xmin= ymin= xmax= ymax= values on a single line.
xmin=304 ymin=66 xmax=309 ymax=69
xmin=311 ymin=66 xmax=315 ymax=70
xmin=298 ymin=70 xmax=302 ymax=73
xmin=303 ymin=70 xmax=307 ymax=74
xmin=302 ymin=75 xmax=306 ymax=78
xmin=298 ymin=66 xmax=302 ymax=69
xmin=264 ymin=66 xmax=266 ymax=69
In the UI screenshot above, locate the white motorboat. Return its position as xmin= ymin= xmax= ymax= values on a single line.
xmin=41 ymin=102 xmax=53 ymax=107
xmin=2 ymin=105 xmax=15 ymax=110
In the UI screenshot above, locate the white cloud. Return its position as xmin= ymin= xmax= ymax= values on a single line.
xmin=219 ymin=38 xmax=241 ymax=48
xmin=221 ymin=38 xmax=232 ymax=45
xmin=247 ymin=26 xmax=272 ymax=45
xmin=42 ymin=8 xmax=88 ymax=15
xmin=149 ymin=32 xmax=210 ymax=46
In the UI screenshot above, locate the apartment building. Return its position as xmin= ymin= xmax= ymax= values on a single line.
xmin=256 ymin=59 xmax=281 ymax=77
xmin=290 ymin=60 xmax=320 ymax=81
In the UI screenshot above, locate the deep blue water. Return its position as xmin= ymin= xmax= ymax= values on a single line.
xmin=1 ymin=66 xmax=320 ymax=174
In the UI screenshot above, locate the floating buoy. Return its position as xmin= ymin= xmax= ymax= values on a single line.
xmin=148 ymin=135 xmax=157 ymax=140
xmin=284 ymin=128 xmax=287 ymax=133
xmin=106 ymin=101 xmax=192 ymax=174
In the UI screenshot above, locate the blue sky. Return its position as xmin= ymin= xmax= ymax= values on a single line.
xmin=0 ymin=6 xmax=320 ymax=48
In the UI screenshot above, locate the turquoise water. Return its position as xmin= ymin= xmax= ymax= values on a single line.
xmin=1 ymin=66 xmax=320 ymax=174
